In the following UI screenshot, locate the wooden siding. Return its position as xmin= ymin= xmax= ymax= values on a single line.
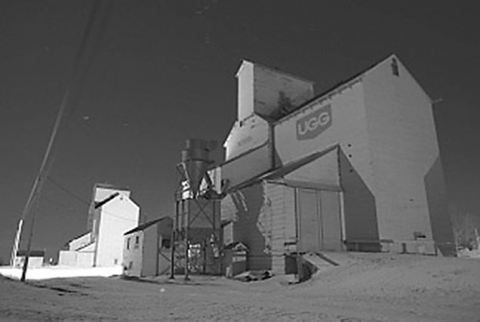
xmin=266 ymin=183 xmax=296 ymax=274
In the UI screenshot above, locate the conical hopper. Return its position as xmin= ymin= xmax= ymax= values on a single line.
xmin=182 ymin=159 xmax=208 ymax=196
xmin=180 ymin=139 xmax=212 ymax=196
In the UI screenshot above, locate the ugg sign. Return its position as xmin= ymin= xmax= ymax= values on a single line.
xmin=296 ymin=104 xmax=332 ymax=140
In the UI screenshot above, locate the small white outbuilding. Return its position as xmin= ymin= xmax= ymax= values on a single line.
xmin=122 ymin=216 xmax=173 ymax=277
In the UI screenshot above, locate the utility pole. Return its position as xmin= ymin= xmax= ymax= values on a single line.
xmin=16 ymin=0 xmax=111 ymax=282
xmin=9 ymin=220 xmax=23 ymax=267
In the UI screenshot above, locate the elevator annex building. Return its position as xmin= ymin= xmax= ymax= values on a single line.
xmin=214 ymin=54 xmax=455 ymax=275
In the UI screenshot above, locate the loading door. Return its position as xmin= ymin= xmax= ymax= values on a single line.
xmin=296 ymin=188 xmax=342 ymax=252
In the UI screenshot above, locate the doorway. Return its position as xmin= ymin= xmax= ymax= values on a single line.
xmin=296 ymin=188 xmax=342 ymax=252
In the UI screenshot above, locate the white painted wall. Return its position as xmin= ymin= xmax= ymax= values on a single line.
xmin=142 ymin=227 xmax=158 ymax=276
xmin=58 ymin=250 xmax=94 ymax=267
xmin=275 ymin=79 xmax=374 ymax=191
xmin=96 ymin=196 xmax=139 ymax=267
xmin=14 ymin=256 xmax=43 ymax=268
xmin=284 ymin=148 xmax=340 ymax=188
xmin=362 ymin=55 xmax=437 ymax=246
xmin=68 ymin=232 xmax=92 ymax=251
xmin=122 ymin=232 xmax=143 ymax=276
xmin=224 ymin=115 xmax=270 ymax=161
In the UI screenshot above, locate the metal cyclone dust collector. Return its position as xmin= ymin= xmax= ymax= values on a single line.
xmin=180 ymin=139 xmax=213 ymax=197
xmin=172 ymin=139 xmax=218 ymax=281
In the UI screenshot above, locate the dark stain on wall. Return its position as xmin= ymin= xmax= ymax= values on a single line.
xmin=230 ymin=183 xmax=272 ymax=270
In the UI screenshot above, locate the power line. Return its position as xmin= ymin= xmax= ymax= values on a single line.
xmin=16 ymin=0 xmax=112 ymax=282
xmin=46 ymin=176 xmax=90 ymax=206
xmin=46 ymin=175 xmax=139 ymax=222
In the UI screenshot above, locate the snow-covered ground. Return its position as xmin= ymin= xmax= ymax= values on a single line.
xmin=1 ymin=253 xmax=479 ymax=322
xmin=0 ymin=265 xmax=122 ymax=280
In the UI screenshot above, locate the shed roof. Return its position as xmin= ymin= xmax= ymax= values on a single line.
xmin=16 ymin=250 xmax=45 ymax=257
xmin=124 ymin=216 xmax=173 ymax=235
xmin=274 ymin=53 xmax=402 ymax=124
xmin=226 ymin=144 xmax=339 ymax=192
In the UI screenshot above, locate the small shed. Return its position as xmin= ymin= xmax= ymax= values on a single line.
xmin=14 ymin=250 xmax=45 ymax=268
xmin=123 ymin=216 xmax=173 ymax=277
xmin=223 ymin=242 xmax=248 ymax=277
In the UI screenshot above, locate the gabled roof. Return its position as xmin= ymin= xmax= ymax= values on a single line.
xmin=64 ymin=231 xmax=91 ymax=245
xmin=94 ymin=182 xmax=130 ymax=192
xmin=124 ymin=216 xmax=173 ymax=236
xmin=274 ymin=53 xmax=400 ymax=125
xmin=237 ymin=60 xmax=315 ymax=85
xmin=94 ymin=192 xmax=120 ymax=209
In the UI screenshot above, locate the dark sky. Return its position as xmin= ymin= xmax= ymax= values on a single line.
xmin=1 ymin=0 xmax=479 ymax=262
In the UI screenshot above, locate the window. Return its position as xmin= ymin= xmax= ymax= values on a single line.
xmin=391 ymin=58 xmax=399 ymax=76
xmin=134 ymin=236 xmax=140 ymax=249
xmin=126 ymin=237 xmax=131 ymax=250
xmin=128 ymin=261 xmax=133 ymax=269
xmin=161 ymin=238 xmax=171 ymax=249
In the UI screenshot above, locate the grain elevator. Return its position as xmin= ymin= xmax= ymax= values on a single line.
xmin=219 ymin=55 xmax=455 ymax=275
